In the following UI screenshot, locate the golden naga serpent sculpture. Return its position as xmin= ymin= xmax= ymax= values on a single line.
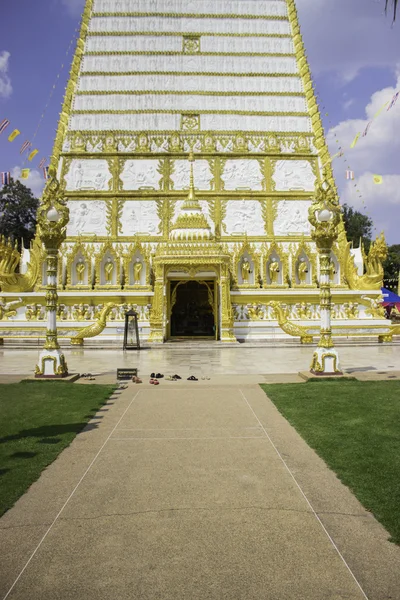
xmin=268 ymin=301 xmax=314 ymax=344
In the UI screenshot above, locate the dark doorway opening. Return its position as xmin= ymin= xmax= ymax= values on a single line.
xmin=170 ymin=280 xmax=215 ymax=338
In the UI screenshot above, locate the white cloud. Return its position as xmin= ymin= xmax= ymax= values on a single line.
xmin=60 ymin=0 xmax=85 ymax=17
xmin=296 ymin=0 xmax=400 ymax=82
xmin=0 ymin=51 xmax=12 ymax=99
xmin=11 ymin=167 xmax=45 ymax=199
xmin=326 ymin=74 xmax=400 ymax=243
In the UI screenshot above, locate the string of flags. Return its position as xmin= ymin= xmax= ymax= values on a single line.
xmin=320 ymin=88 xmax=399 ymax=185
xmin=0 ymin=23 xmax=81 ymax=188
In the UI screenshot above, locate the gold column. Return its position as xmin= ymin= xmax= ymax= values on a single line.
xmin=220 ymin=262 xmax=236 ymax=342
xmin=148 ymin=262 xmax=165 ymax=343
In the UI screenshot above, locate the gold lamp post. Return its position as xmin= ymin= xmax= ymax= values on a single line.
xmin=35 ymin=175 xmax=70 ymax=378
xmin=308 ymin=179 xmax=342 ymax=375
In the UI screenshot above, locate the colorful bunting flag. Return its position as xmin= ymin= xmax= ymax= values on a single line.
xmin=28 ymin=148 xmax=39 ymax=162
xmin=362 ymin=122 xmax=372 ymax=137
xmin=374 ymin=102 xmax=389 ymax=118
xmin=387 ymin=91 xmax=399 ymax=111
xmin=43 ymin=166 xmax=49 ymax=180
xmin=8 ymin=129 xmax=21 ymax=142
xmin=38 ymin=158 xmax=47 ymax=169
xmin=346 ymin=170 xmax=355 ymax=180
xmin=0 ymin=119 xmax=10 ymax=135
xmin=373 ymin=174 xmax=383 ymax=184
xmin=350 ymin=133 xmax=360 ymax=148
xmin=21 ymin=168 xmax=30 ymax=179
xmin=20 ymin=140 xmax=32 ymax=155
xmin=1 ymin=171 xmax=10 ymax=185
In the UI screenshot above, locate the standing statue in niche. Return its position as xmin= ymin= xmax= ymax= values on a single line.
xmin=76 ymin=258 xmax=86 ymax=284
xmin=297 ymin=258 xmax=309 ymax=284
xmin=269 ymin=259 xmax=280 ymax=285
xmin=104 ymin=258 xmax=114 ymax=284
xmin=134 ymin=258 xmax=143 ymax=285
xmin=241 ymin=258 xmax=251 ymax=284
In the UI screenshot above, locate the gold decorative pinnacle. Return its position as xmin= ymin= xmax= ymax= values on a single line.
xmin=183 ymin=152 xmax=201 ymax=211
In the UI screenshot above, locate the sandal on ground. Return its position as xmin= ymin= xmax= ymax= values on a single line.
xmin=153 ymin=379 xmax=160 ymax=385
xmin=166 ymin=376 xmax=175 ymax=381
xmin=173 ymin=374 xmax=181 ymax=379
xmin=135 ymin=377 xmax=142 ymax=384
xmin=155 ymin=373 xmax=164 ymax=379
xmin=150 ymin=372 xmax=155 ymax=378
xmin=132 ymin=376 xmax=138 ymax=383
xmin=187 ymin=376 xmax=198 ymax=381
xmin=149 ymin=379 xmax=155 ymax=384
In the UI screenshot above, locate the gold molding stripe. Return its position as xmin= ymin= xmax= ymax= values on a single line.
xmin=85 ymin=51 xmax=295 ymax=57
xmin=71 ymin=110 xmax=309 ymax=117
xmin=75 ymin=90 xmax=306 ymax=97
xmin=92 ymin=12 xmax=288 ymax=21
xmin=87 ymin=32 xmax=293 ymax=38
xmin=81 ymin=71 xmax=301 ymax=78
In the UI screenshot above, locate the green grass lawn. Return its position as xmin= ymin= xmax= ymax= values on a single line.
xmin=260 ymin=380 xmax=400 ymax=544
xmin=0 ymin=381 xmax=116 ymax=517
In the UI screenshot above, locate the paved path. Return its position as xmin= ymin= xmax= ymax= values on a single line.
xmin=1 ymin=382 xmax=400 ymax=600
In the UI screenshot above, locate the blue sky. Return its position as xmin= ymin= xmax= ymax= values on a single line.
xmin=0 ymin=0 xmax=399 ymax=244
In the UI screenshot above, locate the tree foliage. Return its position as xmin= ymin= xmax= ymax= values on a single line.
xmin=383 ymin=244 xmax=400 ymax=292
xmin=341 ymin=204 xmax=373 ymax=251
xmin=0 ymin=178 xmax=39 ymax=249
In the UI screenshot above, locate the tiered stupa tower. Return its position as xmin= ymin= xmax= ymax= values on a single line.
xmin=0 ymin=0 xmax=390 ymax=345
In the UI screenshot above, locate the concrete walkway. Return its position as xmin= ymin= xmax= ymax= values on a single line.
xmin=1 ymin=382 xmax=400 ymax=600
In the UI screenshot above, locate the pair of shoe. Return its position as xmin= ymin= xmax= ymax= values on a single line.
xmin=150 ymin=372 xmax=164 ymax=379
xmin=187 ymin=376 xmax=198 ymax=381
xmin=150 ymin=378 xmax=160 ymax=385
xmin=201 ymin=376 xmax=210 ymax=380
xmin=132 ymin=376 xmax=142 ymax=384
xmin=165 ymin=374 xmax=182 ymax=381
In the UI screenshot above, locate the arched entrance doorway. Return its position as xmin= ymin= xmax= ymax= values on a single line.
xmin=169 ymin=280 xmax=216 ymax=339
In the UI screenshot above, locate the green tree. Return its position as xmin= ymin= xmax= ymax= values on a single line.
xmin=0 ymin=178 xmax=39 ymax=249
xmin=383 ymin=245 xmax=400 ymax=292
xmin=341 ymin=204 xmax=373 ymax=251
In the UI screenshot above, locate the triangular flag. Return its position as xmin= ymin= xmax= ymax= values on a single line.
xmin=374 ymin=102 xmax=389 ymax=119
xmin=373 ymin=174 xmax=383 ymax=185
xmin=8 ymin=129 xmax=21 ymax=142
xmin=350 ymin=133 xmax=360 ymax=148
xmin=28 ymin=149 xmax=39 ymax=162
xmin=21 ymin=169 xmax=30 ymax=180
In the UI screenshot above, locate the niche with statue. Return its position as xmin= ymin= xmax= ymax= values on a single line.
xmin=265 ymin=252 xmax=283 ymax=286
xmin=66 ymin=244 xmax=93 ymax=290
xmin=238 ymin=253 xmax=255 ymax=286
xmin=295 ymin=253 xmax=312 ymax=286
xmin=127 ymin=252 xmax=147 ymax=288
xmin=95 ymin=244 xmax=120 ymax=289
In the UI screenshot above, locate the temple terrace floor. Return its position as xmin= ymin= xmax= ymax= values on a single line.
xmin=0 ymin=343 xmax=399 ymax=380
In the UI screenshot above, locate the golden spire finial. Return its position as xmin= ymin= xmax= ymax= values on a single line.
xmin=187 ymin=152 xmax=195 ymax=203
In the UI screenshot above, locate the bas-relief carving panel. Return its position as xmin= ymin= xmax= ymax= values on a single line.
xmin=86 ymin=35 xmax=182 ymax=53
xmin=120 ymin=160 xmax=162 ymax=190
xmin=272 ymin=160 xmax=316 ymax=191
xmin=93 ymin=0 xmax=288 ymax=17
xmin=223 ymin=200 xmax=265 ymax=236
xmin=172 ymin=200 xmax=215 ymax=234
xmin=120 ymin=200 xmax=161 ymax=236
xmin=83 ymin=55 xmax=298 ymax=75
xmin=273 ymin=201 xmax=312 ymax=236
xmin=67 ymin=201 xmax=108 ymax=236
xmin=64 ymin=159 xmax=112 ymax=192
xmin=89 ymin=17 xmax=291 ymax=36
xmin=69 ymin=113 xmax=179 ymax=132
xmin=222 ymin=160 xmax=263 ymax=191
xmin=74 ymin=94 xmax=307 ymax=114
xmin=78 ymin=74 xmax=303 ymax=94
xmin=171 ymin=160 xmax=213 ymax=190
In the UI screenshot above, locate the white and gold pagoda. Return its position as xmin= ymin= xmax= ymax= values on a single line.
xmin=0 ymin=0 xmax=393 ymax=345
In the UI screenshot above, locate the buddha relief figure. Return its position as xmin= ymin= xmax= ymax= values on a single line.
xmin=134 ymin=258 xmax=143 ymax=285
xmin=76 ymin=258 xmax=86 ymax=284
xmin=104 ymin=257 xmax=114 ymax=284
xmin=297 ymin=258 xmax=309 ymax=284
xmin=269 ymin=259 xmax=280 ymax=285
xmin=241 ymin=258 xmax=251 ymax=284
